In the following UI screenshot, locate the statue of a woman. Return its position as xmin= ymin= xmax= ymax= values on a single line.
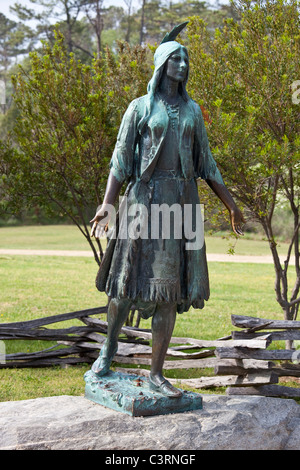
xmin=89 ymin=23 xmax=244 ymax=398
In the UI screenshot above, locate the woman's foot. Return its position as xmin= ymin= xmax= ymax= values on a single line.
xmin=149 ymin=374 xmax=183 ymax=398
xmin=91 ymin=342 xmax=117 ymax=377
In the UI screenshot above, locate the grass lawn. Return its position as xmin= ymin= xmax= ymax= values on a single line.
xmin=0 ymin=224 xmax=100 ymax=251
xmin=0 ymin=224 xmax=292 ymax=256
xmin=0 ymin=225 xmax=298 ymax=401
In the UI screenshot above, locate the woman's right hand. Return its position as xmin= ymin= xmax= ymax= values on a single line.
xmin=90 ymin=204 xmax=112 ymax=239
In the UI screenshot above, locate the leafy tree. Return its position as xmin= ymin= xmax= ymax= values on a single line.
xmin=83 ymin=0 xmax=105 ymax=57
xmin=187 ymin=0 xmax=300 ymax=332
xmin=2 ymin=32 xmax=151 ymax=264
xmin=133 ymin=0 xmax=238 ymax=45
xmin=136 ymin=0 xmax=208 ymax=44
xmin=8 ymin=0 xmax=242 ymax=57
xmin=10 ymin=0 xmax=93 ymax=59
xmin=0 ymin=13 xmax=35 ymax=112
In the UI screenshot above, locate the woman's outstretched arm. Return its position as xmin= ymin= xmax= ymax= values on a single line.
xmin=90 ymin=172 xmax=123 ymax=238
xmin=206 ymin=178 xmax=245 ymax=236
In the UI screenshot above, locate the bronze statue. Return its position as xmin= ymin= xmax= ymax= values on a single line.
xmin=89 ymin=22 xmax=244 ymax=398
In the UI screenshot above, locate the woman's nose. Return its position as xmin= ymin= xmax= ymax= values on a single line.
xmin=180 ymin=60 xmax=187 ymax=70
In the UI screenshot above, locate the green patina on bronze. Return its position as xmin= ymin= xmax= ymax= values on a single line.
xmin=84 ymin=370 xmax=202 ymax=417
xmin=85 ymin=22 xmax=244 ymax=409
xmin=96 ymin=34 xmax=224 ymax=317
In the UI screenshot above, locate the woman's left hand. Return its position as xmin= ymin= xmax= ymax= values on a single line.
xmin=230 ymin=207 xmax=245 ymax=236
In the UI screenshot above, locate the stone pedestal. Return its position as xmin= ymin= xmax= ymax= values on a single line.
xmin=84 ymin=370 xmax=202 ymax=417
xmin=2 ymin=395 xmax=300 ymax=449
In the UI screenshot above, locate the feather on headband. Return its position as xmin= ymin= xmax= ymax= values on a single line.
xmin=160 ymin=21 xmax=189 ymax=44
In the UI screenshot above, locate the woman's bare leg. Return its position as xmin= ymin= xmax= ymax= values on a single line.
xmin=150 ymin=303 xmax=182 ymax=397
xmin=91 ymin=298 xmax=131 ymax=376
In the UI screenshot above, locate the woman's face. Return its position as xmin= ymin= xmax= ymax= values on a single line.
xmin=165 ymin=48 xmax=189 ymax=83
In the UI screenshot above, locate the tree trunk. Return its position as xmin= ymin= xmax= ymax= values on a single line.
xmin=94 ymin=0 xmax=104 ymax=57
xmin=261 ymin=209 xmax=300 ymax=350
xmin=139 ymin=0 xmax=146 ymax=45
xmin=65 ymin=4 xmax=73 ymax=53
xmin=124 ymin=0 xmax=132 ymax=43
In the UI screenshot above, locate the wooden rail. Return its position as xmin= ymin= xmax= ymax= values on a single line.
xmin=1 ymin=310 xmax=299 ymax=397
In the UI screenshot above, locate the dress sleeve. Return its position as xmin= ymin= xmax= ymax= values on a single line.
xmin=193 ymin=102 xmax=224 ymax=185
xmin=109 ymin=99 xmax=139 ymax=184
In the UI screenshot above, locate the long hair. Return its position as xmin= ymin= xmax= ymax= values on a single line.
xmin=137 ymin=42 xmax=190 ymax=134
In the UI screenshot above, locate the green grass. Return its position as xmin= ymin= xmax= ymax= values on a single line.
xmin=0 ymin=225 xmax=298 ymax=402
xmin=0 ymin=224 xmax=88 ymax=250
xmin=0 ymin=255 xmax=284 ymax=338
xmin=0 ymin=365 xmax=88 ymax=402
xmin=0 ymin=224 xmax=291 ymax=256
xmin=205 ymin=232 xmax=290 ymax=257
xmin=0 ymin=255 xmax=291 ymax=401
xmin=0 ymin=255 xmax=104 ymax=326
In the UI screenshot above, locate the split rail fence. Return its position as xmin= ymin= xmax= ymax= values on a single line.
xmin=214 ymin=315 xmax=300 ymax=398
xmin=1 ymin=308 xmax=299 ymax=398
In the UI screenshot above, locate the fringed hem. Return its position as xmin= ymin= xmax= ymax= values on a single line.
xmin=106 ymin=275 xmax=182 ymax=304
xmin=104 ymin=274 xmax=209 ymax=317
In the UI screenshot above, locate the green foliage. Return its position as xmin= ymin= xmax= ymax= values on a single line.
xmin=0 ymin=12 xmax=34 ymax=74
xmin=0 ymin=137 xmax=22 ymax=217
xmin=7 ymin=0 xmax=237 ymax=59
xmin=188 ymin=0 xmax=300 ymax=219
xmin=1 ymin=0 xmax=299 ymax=319
xmin=2 ymin=31 xmax=151 ymax=262
xmin=187 ymin=0 xmax=300 ymax=321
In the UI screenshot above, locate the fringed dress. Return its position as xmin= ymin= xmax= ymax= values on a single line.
xmin=96 ymin=93 xmax=224 ymax=319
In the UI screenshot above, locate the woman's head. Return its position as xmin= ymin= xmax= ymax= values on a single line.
xmin=137 ymin=22 xmax=190 ymax=133
xmin=148 ymin=41 xmax=189 ymax=100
